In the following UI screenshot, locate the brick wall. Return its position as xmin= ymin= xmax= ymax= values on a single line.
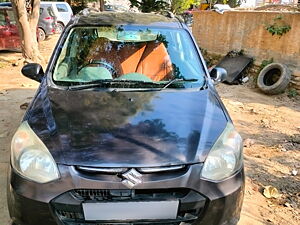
xmin=192 ymin=10 xmax=300 ymax=91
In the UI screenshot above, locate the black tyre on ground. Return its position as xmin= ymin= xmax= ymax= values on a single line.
xmin=37 ymin=28 xmax=46 ymax=42
xmin=257 ymin=63 xmax=291 ymax=95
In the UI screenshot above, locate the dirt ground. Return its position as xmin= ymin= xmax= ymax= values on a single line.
xmin=0 ymin=35 xmax=299 ymax=225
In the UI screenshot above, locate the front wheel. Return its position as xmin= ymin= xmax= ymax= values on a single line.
xmin=37 ymin=28 xmax=46 ymax=42
xmin=56 ymin=22 xmax=64 ymax=33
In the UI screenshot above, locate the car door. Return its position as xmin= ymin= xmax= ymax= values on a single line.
xmin=0 ymin=8 xmax=9 ymax=50
xmin=6 ymin=9 xmax=20 ymax=49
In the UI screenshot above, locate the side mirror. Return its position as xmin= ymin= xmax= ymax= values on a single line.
xmin=21 ymin=63 xmax=44 ymax=82
xmin=210 ymin=67 xmax=227 ymax=85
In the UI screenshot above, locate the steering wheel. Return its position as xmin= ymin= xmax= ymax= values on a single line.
xmin=79 ymin=60 xmax=117 ymax=76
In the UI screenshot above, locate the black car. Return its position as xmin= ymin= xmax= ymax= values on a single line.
xmin=0 ymin=2 xmax=56 ymax=41
xmin=7 ymin=12 xmax=244 ymax=225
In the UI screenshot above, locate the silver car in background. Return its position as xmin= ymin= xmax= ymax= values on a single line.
xmin=41 ymin=1 xmax=73 ymax=33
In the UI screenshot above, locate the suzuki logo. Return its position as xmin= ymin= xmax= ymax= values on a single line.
xmin=121 ymin=168 xmax=143 ymax=189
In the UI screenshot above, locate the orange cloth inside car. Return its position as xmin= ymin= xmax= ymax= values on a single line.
xmin=136 ymin=42 xmax=173 ymax=81
xmin=86 ymin=38 xmax=173 ymax=81
xmin=118 ymin=43 xmax=147 ymax=75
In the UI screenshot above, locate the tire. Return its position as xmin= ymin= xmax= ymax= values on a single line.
xmin=56 ymin=22 xmax=64 ymax=33
xmin=37 ymin=28 xmax=46 ymax=42
xmin=257 ymin=63 xmax=291 ymax=95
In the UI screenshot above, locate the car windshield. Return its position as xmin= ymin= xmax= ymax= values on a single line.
xmin=53 ymin=25 xmax=206 ymax=88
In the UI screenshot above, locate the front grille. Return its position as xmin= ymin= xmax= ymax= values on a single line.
xmin=71 ymin=189 xmax=189 ymax=201
xmin=62 ymin=222 xmax=184 ymax=225
xmin=51 ymin=188 xmax=205 ymax=225
xmin=56 ymin=210 xmax=84 ymax=220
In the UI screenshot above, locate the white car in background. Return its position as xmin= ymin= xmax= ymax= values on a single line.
xmin=41 ymin=1 xmax=73 ymax=33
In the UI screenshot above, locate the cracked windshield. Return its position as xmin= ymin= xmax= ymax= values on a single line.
xmin=53 ymin=26 xmax=206 ymax=88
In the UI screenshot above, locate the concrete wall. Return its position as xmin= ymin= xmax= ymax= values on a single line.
xmin=192 ymin=11 xmax=300 ymax=90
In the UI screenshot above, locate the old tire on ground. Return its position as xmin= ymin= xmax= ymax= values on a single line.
xmin=257 ymin=63 xmax=291 ymax=95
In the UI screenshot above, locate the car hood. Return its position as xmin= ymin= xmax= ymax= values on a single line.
xmin=27 ymin=85 xmax=228 ymax=167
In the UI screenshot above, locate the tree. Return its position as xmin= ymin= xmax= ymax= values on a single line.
xmin=171 ymin=0 xmax=200 ymax=14
xmin=99 ymin=0 xmax=104 ymax=11
xmin=129 ymin=0 xmax=169 ymax=13
xmin=11 ymin=0 xmax=44 ymax=64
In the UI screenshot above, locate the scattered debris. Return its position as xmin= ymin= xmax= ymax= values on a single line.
xmin=261 ymin=119 xmax=271 ymax=128
xmin=21 ymin=83 xmax=32 ymax=88
xmin=0 ymin=90 xmax=8 ymax=95
xmin=12 ymin=61 xmax=19 ymax=67
xmin=0 ymin=131 xmax=9 ymax=138
xmin=291 ymin=169 xmax=298 ymax=176
xmin=20 ymin=102 xmax=29 ymax=110
xmin=284 ymin=202 xmax=292 ymax=208
xmin=280 ymin=146 xmax=287 ymax=152
xmin=216 ymin=51 xmax=253 ymax=85
xmin=254 ymin=4 xmax=300 ymax=12
xmin=291 ymin=134 xmax=300 ymax=144
xmin=244 ymin=138 xmax=255 ymax=147
xmin=249 ymin=108 xmax=259 ymax=114
xmin=213 ymin=4 xmax=232 ymax=14
xmin=263 ymin=186 xmax=280 ymax=199
xmin=242 ymin=76 xmax=249 ymax=83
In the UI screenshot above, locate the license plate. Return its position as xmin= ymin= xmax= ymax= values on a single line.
xmin=82 ymin=201 xmax=179 ymax=221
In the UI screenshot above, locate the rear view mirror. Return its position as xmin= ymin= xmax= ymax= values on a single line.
xmin=210 ymin=67 xmax=227 ymax=85
xmin=21 ymin=63 xmax=45 ymax=82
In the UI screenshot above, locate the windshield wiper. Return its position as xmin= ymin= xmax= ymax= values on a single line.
xmin=67 ymin=79 xmax=159 ymax=91
xmin=161 ymin=78 xmax=199 ymax=90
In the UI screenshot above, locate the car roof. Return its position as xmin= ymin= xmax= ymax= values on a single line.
xmin=72 ymin=12 xmax=183 ymax=29
xmin=0 ymin=6 xmax=12 ymax=10
xmin=0 ymin=3 xmax=49 ymax=9
xmin=0 ymin=2 xmax=12 ymax=8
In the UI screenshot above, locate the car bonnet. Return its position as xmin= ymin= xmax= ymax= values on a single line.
xmin=26 ymin=84 xmax=228 ymax=167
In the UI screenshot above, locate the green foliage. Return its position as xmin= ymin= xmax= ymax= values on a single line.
xmin=265 ymin=16 xmax=291 ymax=37
xmin=129 ymin=0 xmax=170 ymax=13
xmin=214 ymin=0 xmax=242 ymax=8
xmin=171 ymin=0 xmax=200 ymax=14
xmin=260 ymin=58 xmax=273 ymax=71
xmin=287 ymin=89 xmax=298 ymax=98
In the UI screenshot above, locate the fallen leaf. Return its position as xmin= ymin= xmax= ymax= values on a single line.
xmin=263 ymin=186 xmax=280 ymax=199
xmin=0 ymin=131 xmax=9 ymax=138
xmin=20 ymin=102 xmax=29 ymax=110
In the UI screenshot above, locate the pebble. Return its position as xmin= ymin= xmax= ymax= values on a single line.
xmin=0 ymin=131 xmax=9 ymax=138
xmin=244 ymin=138 xmax=255 ymax=147
xmin=261 ymin=119 xmax=271 ymax=128
xmin=291 ymin=169 xmax=298 ymax=176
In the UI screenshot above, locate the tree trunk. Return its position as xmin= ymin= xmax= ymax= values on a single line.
xmin=11 ymin=0 xmax=45 ymax=64
xmin=65 ymin=0 xmax=72 ymax=5
xmin=100 ymin=0 xmax=105 ymax=11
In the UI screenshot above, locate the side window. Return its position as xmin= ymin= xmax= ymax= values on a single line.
xmin=56 ymin=4 xmax=68 ymax=12
xmin=0 ymin=10 xmax=7 ymax=26
xmin=47 ymin=7 xmax=55 ymax=17
xmin=6 ymin=10 xmax=16 ymax=25
xmin=39 ymin=8 xmax=44 ymax=15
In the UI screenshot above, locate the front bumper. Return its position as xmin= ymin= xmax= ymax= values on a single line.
xmin=7 ymin=164 xmax=244 ymax=225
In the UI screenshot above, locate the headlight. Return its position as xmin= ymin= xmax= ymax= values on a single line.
xmin=11 ymin=121 xmax=60 ymax=183
xmin=201 ymin=123 xmax=243 ymax=181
